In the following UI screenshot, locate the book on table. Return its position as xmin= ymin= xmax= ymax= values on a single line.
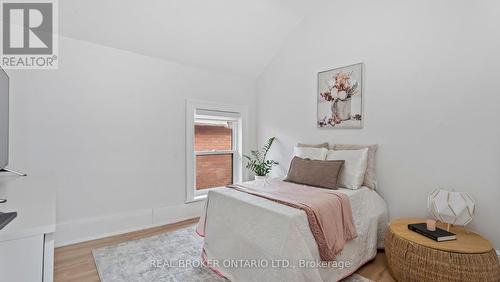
xmin=0 ymin=212 xmax=17 ymax=231
xmin=408 ymin=223 xmax=457 ymax=242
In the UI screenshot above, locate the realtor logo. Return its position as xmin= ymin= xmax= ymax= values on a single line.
xmin=0 ymin=0 xmax=58 ymax=69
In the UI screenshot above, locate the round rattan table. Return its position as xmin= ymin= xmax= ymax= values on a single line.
xmin=385 ymin=218 xmax=500 ymax=282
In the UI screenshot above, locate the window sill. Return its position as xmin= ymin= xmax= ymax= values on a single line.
xmin=185 ymin=194 xmax=207 ymax=204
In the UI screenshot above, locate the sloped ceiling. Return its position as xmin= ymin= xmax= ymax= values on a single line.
xmin=60 ymin=0 xmax=319 ymax=77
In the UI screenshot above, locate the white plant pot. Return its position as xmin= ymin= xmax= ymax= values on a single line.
xmin=255 ymin=175 xmax=267 ymax=181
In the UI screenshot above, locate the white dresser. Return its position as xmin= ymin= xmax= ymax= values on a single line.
xmin=0 ymin=174 xmax=56 ymax=282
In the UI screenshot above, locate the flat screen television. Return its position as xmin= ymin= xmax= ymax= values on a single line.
xmin=0 ymin=67 xmax=8 ymax=170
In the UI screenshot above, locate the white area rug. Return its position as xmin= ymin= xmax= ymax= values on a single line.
xmin=92 ymin=226 xmax=373 ymax=282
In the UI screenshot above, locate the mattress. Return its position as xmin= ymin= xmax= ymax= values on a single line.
xmin=201 ymin=182 xmax=388 ymax=282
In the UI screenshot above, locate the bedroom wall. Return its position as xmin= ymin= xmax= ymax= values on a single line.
xmin=6 ymin=36 xmax=257 ymax=246
xmin=257 ymin=0 xmax=500 ymax=249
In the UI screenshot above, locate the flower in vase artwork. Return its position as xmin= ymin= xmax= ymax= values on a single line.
xmin=317 ymin=63 xmax=363 ymax=128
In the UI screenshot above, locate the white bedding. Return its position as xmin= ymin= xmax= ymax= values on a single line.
xmin=201 ymin=181 xmax=388 ymax=282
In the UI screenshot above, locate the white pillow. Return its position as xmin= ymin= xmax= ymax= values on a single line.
xmin=326 ymin=148 xmax=368 ymax=189
xmin=293 ymin=146 xmax=328 ymax=160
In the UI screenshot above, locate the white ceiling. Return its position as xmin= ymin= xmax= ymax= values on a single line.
xmin=60 ymin=0 xmax=318 ymax=77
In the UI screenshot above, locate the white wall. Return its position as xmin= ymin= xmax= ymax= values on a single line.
xmin=6 ymin=36 xmax=257 ymax=245
xmin=257 ymin=0 xmax=500 ymax=248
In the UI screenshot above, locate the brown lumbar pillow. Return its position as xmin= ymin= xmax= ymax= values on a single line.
xmin=333 ymin=144 xmax=378 ymax=189
xmin=296 ymin=142 xmax=329 ymax=149
xmin=284 ymin=156 xmax=344 ymax=189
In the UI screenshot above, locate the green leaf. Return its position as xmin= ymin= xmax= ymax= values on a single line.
xmin=242 ymin=137 xmax=278 ymax=177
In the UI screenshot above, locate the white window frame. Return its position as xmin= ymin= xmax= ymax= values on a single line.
xmin=185 ymin=99 xmax=247 ymax=203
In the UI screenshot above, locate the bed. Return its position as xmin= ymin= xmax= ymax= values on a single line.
xmin=198 ymin=178 xmax=388 ymax=282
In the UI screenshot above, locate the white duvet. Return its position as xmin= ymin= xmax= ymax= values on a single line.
xmin=201 ymin=181 xmax=388 ymax=282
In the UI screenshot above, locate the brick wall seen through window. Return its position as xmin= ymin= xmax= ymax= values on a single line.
xmin=195 ymin=124 xmax=233 ymax=190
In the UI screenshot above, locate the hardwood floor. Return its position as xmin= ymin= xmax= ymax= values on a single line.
xmin=356 ymin=252 xmax=395 ymax=282
xmin=54 ymin=218 xmax=395 ymax=282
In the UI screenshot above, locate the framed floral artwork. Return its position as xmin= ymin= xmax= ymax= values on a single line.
xmin=317 ymin=63 xmax=363 ymax=128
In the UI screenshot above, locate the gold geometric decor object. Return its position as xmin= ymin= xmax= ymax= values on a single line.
xmin=428 ymin=189 xmax=475 ymax=230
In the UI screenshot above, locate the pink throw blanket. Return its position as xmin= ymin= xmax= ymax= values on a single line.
xmin=196 ymin=180 xmax=357 ymax=261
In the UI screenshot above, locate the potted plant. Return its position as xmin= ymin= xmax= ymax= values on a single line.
xmin=243 ymin=137 xmax=279 ymax=181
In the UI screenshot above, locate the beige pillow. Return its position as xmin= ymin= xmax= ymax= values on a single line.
xmin=333 ymin=144 xmax=378 ymax=189
xmin=293 ymin=146 xmax=328 ymax=160
xmin=296 ymin=142 xmax=329 ymax=149
xmin=284 ymin=157 xmax=344 ymax=190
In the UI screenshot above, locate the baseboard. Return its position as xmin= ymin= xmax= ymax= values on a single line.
xmin=55 ymin=201 xmax=204 ymax=247
xmin=152 ymin=202 xmax=204 ymax=226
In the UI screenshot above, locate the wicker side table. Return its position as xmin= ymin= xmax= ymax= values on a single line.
xmin=385 ymin=218 xmax=500 ymax=282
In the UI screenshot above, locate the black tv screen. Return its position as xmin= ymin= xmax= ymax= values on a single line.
xmin=0 ymin=67 xmax=8 ymax=169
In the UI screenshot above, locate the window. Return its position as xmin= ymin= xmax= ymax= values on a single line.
xmin=186 ymin=100 xmax=246 ymax=202
xmin=195 ymin=120 xmax=234 ymax=190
